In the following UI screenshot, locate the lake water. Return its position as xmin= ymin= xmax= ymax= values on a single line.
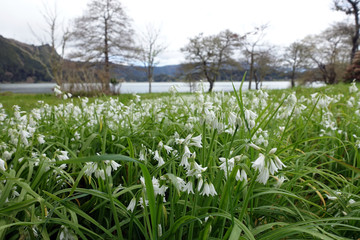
xmin=0 ymin=81 xmax=323 ymax=94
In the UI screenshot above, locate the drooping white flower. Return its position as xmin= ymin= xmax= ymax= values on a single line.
xmin=269 ymin=148 xmax=277 ymax=155
xmin=139 ymin=197 xmax=149 ymax=208
xmin=152 ymin=177 xmax=168 ymax=196
xmin=275 ymin=175 xmax=286 ymax=187
xmin=153 ymin=150 xmax=165 ymax=167
xmin=273 ymin=156 xmax=286 ymax=170
xmin=180 ymin=145 xmax=191 ymax=168
xmin=186 ymin=162 xmax=207 ymax=178
xmin=256 ymin=167 xmax=270 ymax=185
xmin=110 ymin=160 xmax=121 ymax=171
xmin=200 ymin=182 xmax=217 ymax=196
xmin=105 ymin=165 xmax=112 ymax=177
xmin=163 ymin=145 xmax=173 ymax=154
xmin=236 ymin=169 xmax=247 ymax=182
xmin=95 ymin=169 xmax=105 ymax=181
xmin=189 ymin=135 xmax=202 ymax=148
xmin=197 ymin=178 xmax=203 ymax=192
xmin=127 ymin=198 xmax=137 ymax=212
xmin=139 ymin=148 xmax=146 ymax=161
xmin=57 ymin=151 xmax=69 ymax=161
xmin=183 ymin=181 xmax=194 ymax=194
xmin=84 ymin=162 xmax=97 ymax=177
xmin=249 ymin=143 xmax=262 ymax=151
xmin=251 ymin=153 xmax=266 ymax=172
xmin=219 ymin=157 xmax=235 ymax=177
xmin=0 ymin=158 xmax=6 ymax=171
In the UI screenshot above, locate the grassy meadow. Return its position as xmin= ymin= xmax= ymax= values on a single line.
xmin=0 ymin=82 xmax=360 ymax=239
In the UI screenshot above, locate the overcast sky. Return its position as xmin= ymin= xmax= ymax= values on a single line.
xmin=0 ymin=0 xmax=348 ymax=65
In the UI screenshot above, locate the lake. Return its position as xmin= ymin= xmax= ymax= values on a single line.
xmin=0 ymin=81 xmax=323 ymax=94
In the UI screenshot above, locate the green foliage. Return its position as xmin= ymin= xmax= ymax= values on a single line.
xmin=0 ymin=83 xmax=360 ymax=239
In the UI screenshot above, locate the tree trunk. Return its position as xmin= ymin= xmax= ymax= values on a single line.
xmin=208 ymin=80 xmax=214 ymax=92
xmin=148 ymin=65 xmax=153 ymax=93
xmin=351 ymin=3 xmax=360 ymax=62
xmin=248 ymin=54 xmax=254 ymax=90
xmin=254 ymin=70 xmax=259 ymax=90
xmin=103 ymin=20 xmax=110 ymax=94
xmin=290 ymin=65 xmax=296 ymax=88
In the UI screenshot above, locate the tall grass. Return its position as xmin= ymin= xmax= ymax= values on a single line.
xmin=0 ymin=83 xmax=359 ymax=239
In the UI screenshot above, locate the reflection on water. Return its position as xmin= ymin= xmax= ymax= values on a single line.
xmin=0 ymin=81 xmax=323 ymax=94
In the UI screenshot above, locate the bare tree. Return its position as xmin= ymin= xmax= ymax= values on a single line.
xmin=301 ymin=23 xmax=351 ymax=84
xmin=181 ymin=30 xmax=240 ymax=92
xmin=254 ymin=47 xmax=277 ymax=89
xmin=137 ymin=25 xmax=166 ymax=93
xmin=70 ymin=0 xmax=135 ymax=93
xmin=242 ymin=25 xmax=268 ymax=90
xmin=283 ymin=41 xmax=307 ymax=88
xmin=29 ymin=2 xmax=70 ymax=86
xmin=333 ymin=0 xmax=360 ymax=61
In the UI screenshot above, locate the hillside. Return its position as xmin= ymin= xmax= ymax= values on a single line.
xmin=0 ymin=35 xmax=181 ymax=83
xmin=0 ymin=35 xmax=54 ymax=83
xmin=0 ymin=35 xmax=289 ymax=83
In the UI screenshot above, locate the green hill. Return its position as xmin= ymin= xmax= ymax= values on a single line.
xmin=0 ymin=35 xmax=53 ymax=83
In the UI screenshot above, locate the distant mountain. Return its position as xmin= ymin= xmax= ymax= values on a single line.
xmin=0 ymin=35 xmax=289 ymax=83
xmin=0 ymin=35 xmax=54 ymax=83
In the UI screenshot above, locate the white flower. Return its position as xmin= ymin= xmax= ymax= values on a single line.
xmin=187 ymin=162 xmax=207 ymax=178
xmin=197 ymin=178 xmax=203 ymax=192
xmin=349 ymin=81 xmax=358 ymax=93
xmin=106 ymin=165 xmax=112 ymax=177
xmin=273 ymin=156 xmax=286 ymax=170
xmin=37 ymin=134 xmax=45 ymax=144
xmin=180 ymin=145 xmax=191 ymax=168
xmin=152 ymin=177 xmax=168 ymax=196
xmin=139 ymin=197 xmax=149 ymax=208
xmin=163 ymin=145 xmax=173 ymax=154
xmin=269 ymin=148 xmax=277 ymax=155
xmin=127 ymin=198 xmax=137 ymax=212
xmin=59 ymin=226 xmax=76 ymax=240
xmin=275 ymin=175 xmax=286 ymax=187
xmin=252 ymin=153 xmax=266 ymax=172
xmin=54 ymin=85 xmax=62 ymax=96
xmin=84 ymin=162 xmax=97 ymax=177
xmin=0 ymin=158 xmax=6 ymax=171
xmin=183 ymin=181 xmax=194 ymax=194
xmin=153 ymin=150 xmax=165 ymax=167
xmin=158 ymin=224 xmax=163 ymax=237
xmin=249 ymin=143 xmax=262 ymax=151
xmin=57 ymin=151 xmax=69 ymax=161
xmin=228 ymin=111 xmax=237 ymax=126
xmin=95 ymin=169 xmax=105 ymax=180
xmin=219 ymin=157 xmax=235 ymax=177
xmin=110 ymin=160 xmax=121 ymax=171
xmin=348 ymin=199 xmax=356 ymax=205
xmin=200 ymin=182 xmax=217 ymax=196
xmin=139 ymin=148 xmax=146 ymax=161
xmin=256 ymin=168 xmax=270 ymax=185
xmin=2 ymin=151 xmax=12 ymax=161
xmin=325 ymin=194 xmax=337 ymax=200
xmin=236 ymin=169 xmax=247 ymax=182
xmin=189 ymin=135 xmax=202 ymax=148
